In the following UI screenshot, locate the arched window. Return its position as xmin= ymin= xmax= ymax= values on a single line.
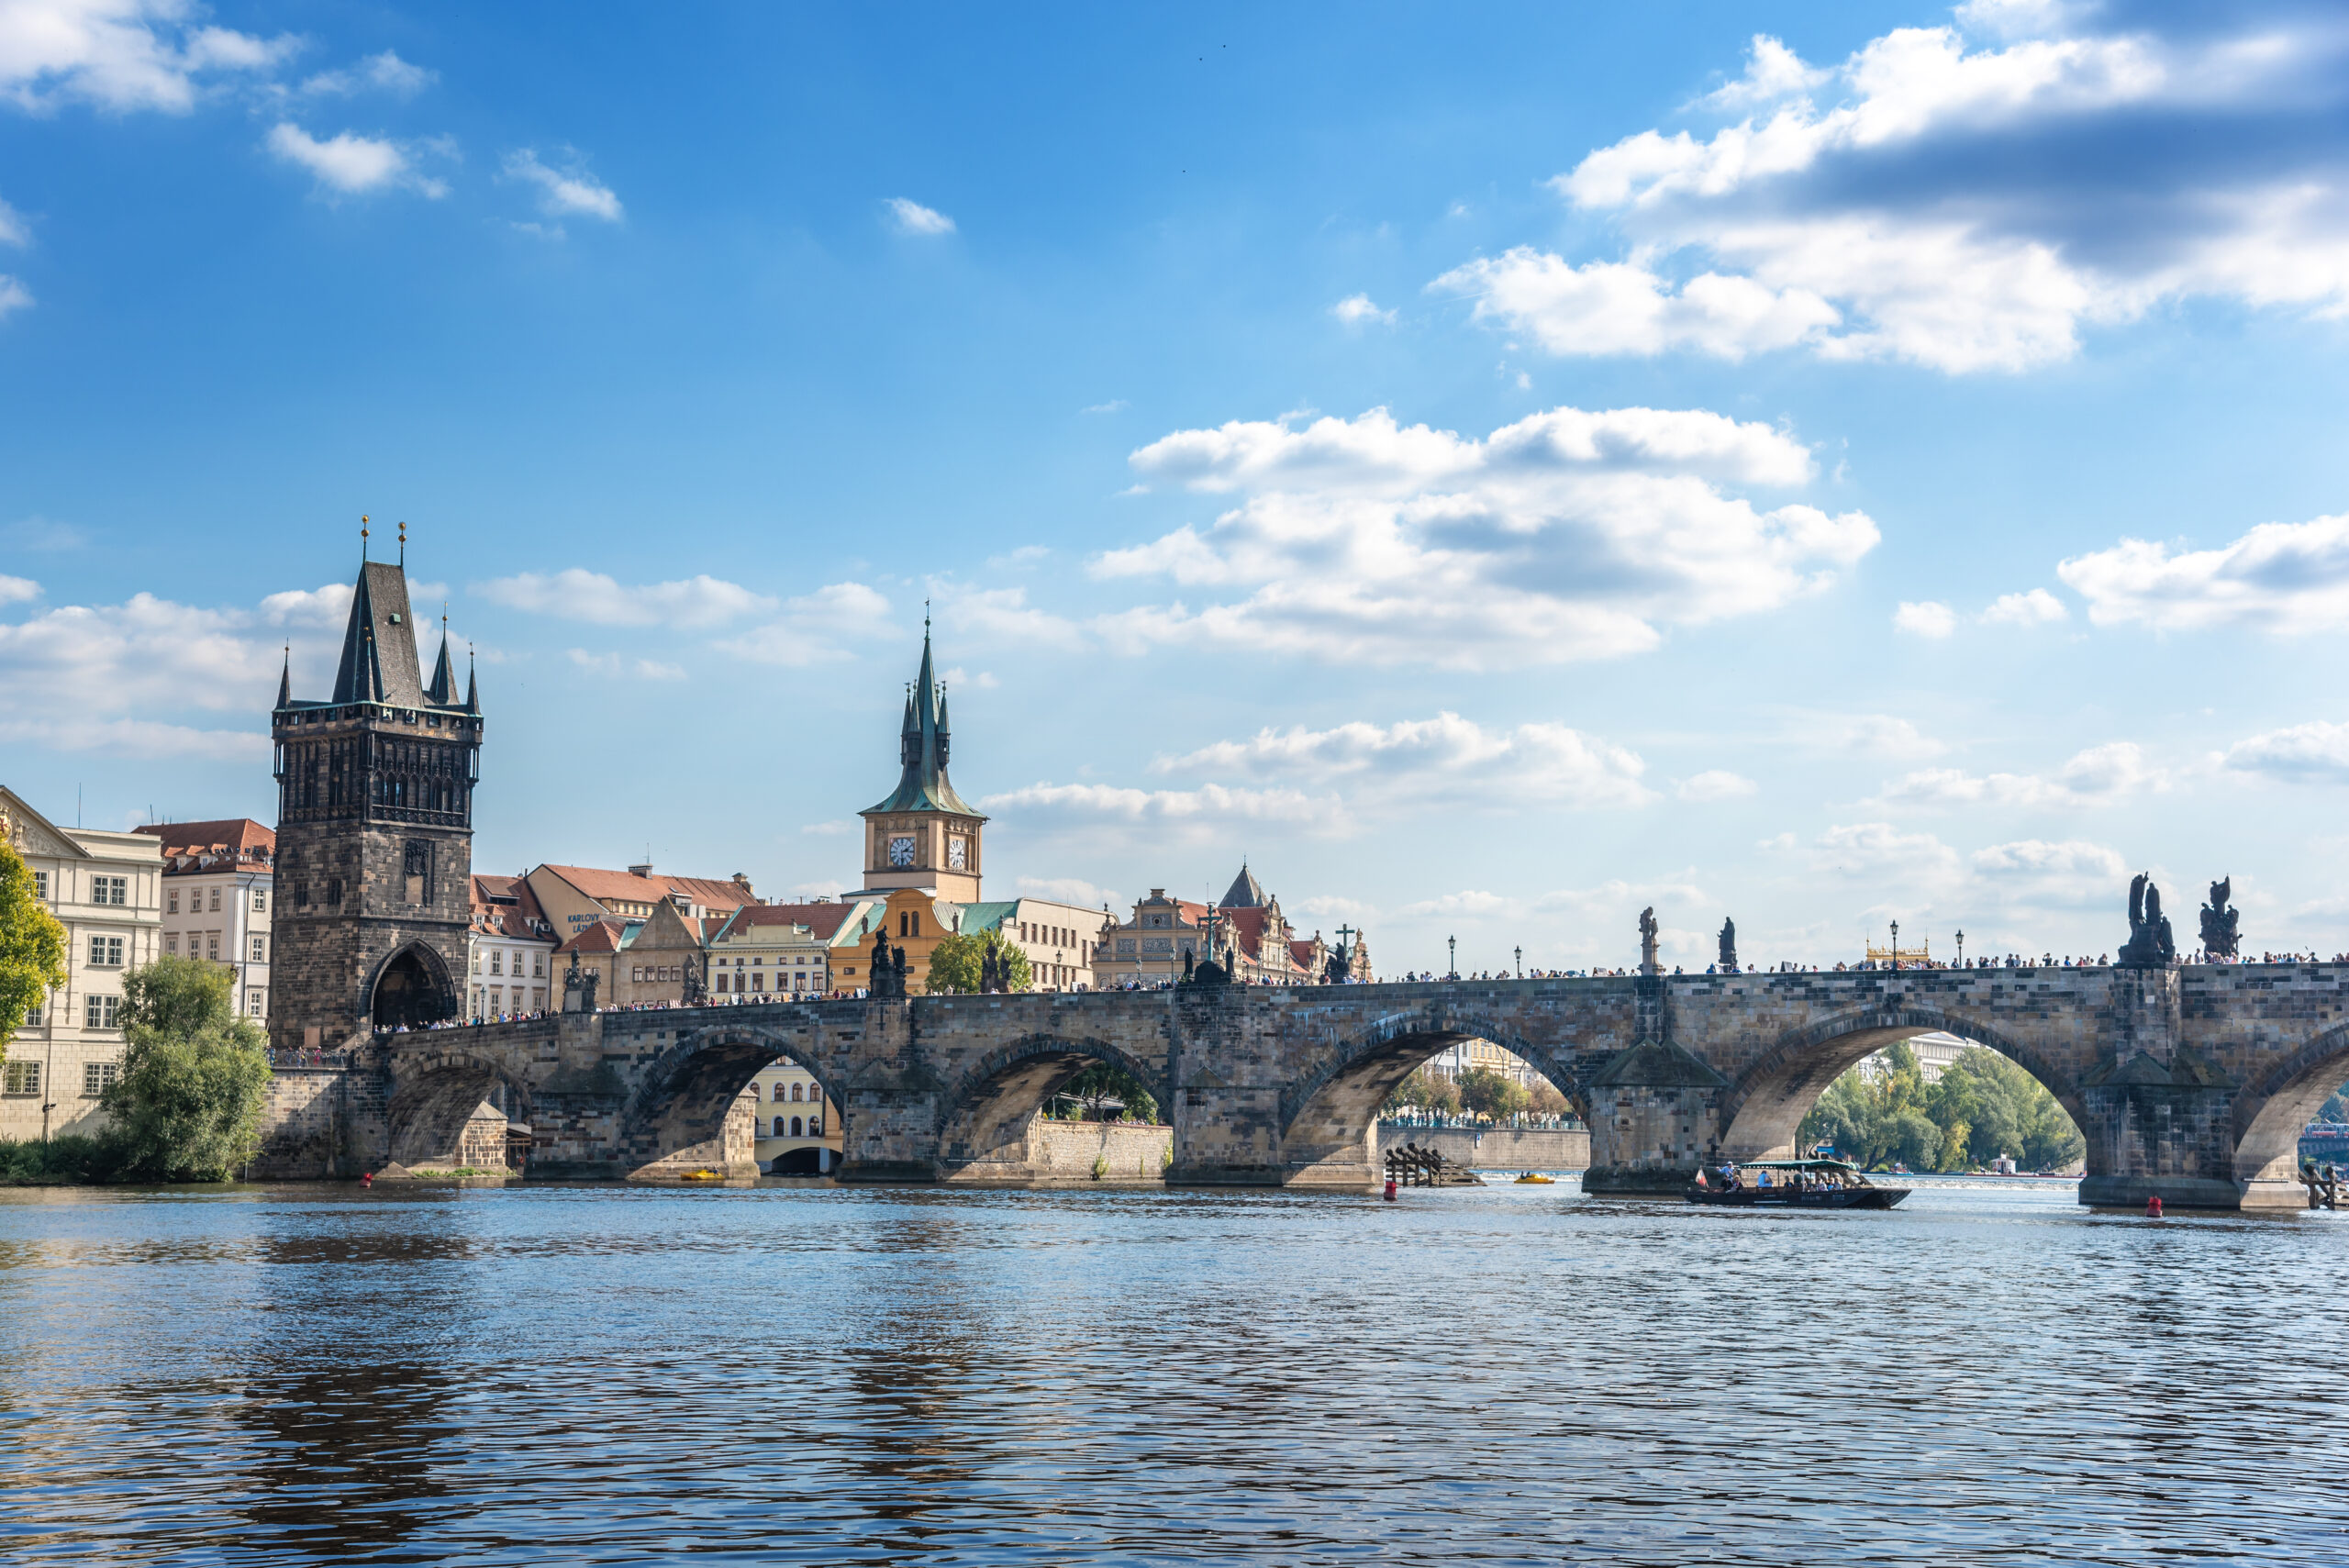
xmin=808 ymin=1113 xmax=823 ymax=1135
xmin=791 ymin=1083 xmax=804 ymax=1102
xmin=773 ymin=1117 xmax=786 ymax=1137
xmin=790 ymin=1116 xmax=803 ymax=1137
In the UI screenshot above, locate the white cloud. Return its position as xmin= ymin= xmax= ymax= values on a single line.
xmin=266 ymin=122 xmax=447 ymax=198
xmin=1434 ymin=250 xmax=1840 ymax=360
xmin=477 ymin=568 xmax=774 ymax=628
xmin=1676 ymin=769 xmax=1756 ymax=802
xmin=934 ymin=584 xmax=1083 ymax=649
xmin=1981 ymin=586 xmax=2068 ymax=625
xmin=1875 ymin=740 xmax=2162 ymax=808
xmin=0 ymin=573 xmax=37 ymax=604
xmin=2057 ymin=512 xmax=2349 ymax=633
xmin=0 ymin=0 xmax=297 ymax=114
xmin=566 ymin=649 xmax=685 ymax=681
xmin=0 ymin=714 xmax=264 ymax=760
xmin=720 ymin=582 xmax=894 ymax=667
xmin=1332 ymin=293 xmax=1397 ymax=328
xmin=2222 ymin=721 xmax=2349 ymax=784
xmin=1813 ymin=821 xmax=1965 ymax=885
xmin=1893 ymin=599 xmax=1957 ymax=638
xmin=978 ymin=781 xmax=1337 ymax=838
xmin=1159 ymin=711 xmax=1652 ymax=810
xmin=299 ymin=50 xmax=433 ymax=98
xmin=1455 ymin=13 xmax=2349 ymax=372
xmin=1083 ymin=399 xmax=1129 ymax=415
xmin=1092 ymin=404 xmax=1873 ymax=669
xmin=1794 ymin=711 xmax=1946 ymax=760
xmin=1015 ymin=876 xmax=1122 ymax=912
xmin=799 ymin=818 xmax=858 ymax=837
xmin=504 ymin=148 xmax=621 ymax=222
xmin=0 ymin=194 xmax=25 ymax=246
xmin=885 ymin=197 xmax=954 ymax=236
xmin=1397 ymin=889 xmax=1511 ymax=918
xmin=256 ymin=581 xmax=353 ymax=628
xmin=1967 ymin=837 xmax=2128 ymax=908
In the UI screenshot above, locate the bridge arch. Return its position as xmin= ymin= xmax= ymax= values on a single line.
xmin=1278 ymin=1006 xmax=1584 ymax=1187
xmin=933 ymin=1032 xmax=1169 ymax=1182
xmin=386 ymin=1046 xmax=536 ymax=1170
xmin=1717 ymin=1006 xmax=2088 ymax=1164
xmin=2231 ymin=1021 xmax=2349 ymax=1185
xmin=370 ymin=941 xmax=458 ymax=1030
xmin=618 ymin=1018 xmax=843 ymax=1180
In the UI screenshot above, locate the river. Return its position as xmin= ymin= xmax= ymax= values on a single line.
xmin=0 ymin=1177 xmax=2341 ymax=1565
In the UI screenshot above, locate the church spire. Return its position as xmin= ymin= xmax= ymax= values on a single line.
xmin=275 ymin=646 xmax=292 ymax=710
xmin=463 ymin=645 xmax=479 ymax=714
xmin=864 ymin=618 xmax=979 ymax=817
xmin=426 ymin=606 xmax=457 ymax=706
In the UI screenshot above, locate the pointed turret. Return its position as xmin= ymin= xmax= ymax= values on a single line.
xmin=1220 ymin=862 xmax=1268 ymax=908
xmin=936 ymin=687 xmax=952 ymax=769
xmin=463 ymin=651 xmax=479 ymax=714
xmin=864 ymin=621 xmax=978 ymax=816
xmin=329 ymin=562 xmax=427 ymax=706
xmin=899 ymin=686 xmax=919 ymax=767
xmin=275 ymin=650 xmax=292 ymax=711
xmin=426 ymin=628 xmax=457 ymax=706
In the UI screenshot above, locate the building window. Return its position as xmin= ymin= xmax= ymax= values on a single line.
xmin=773 ymin=1117 xmax=786 ymax=1137
xmin=89 ymin=935 xmax=124 ymax=967
xmin=3 ymin=1062 xmax=39 ymax=1096
xmin=790 ymin=1116 xmax=803 ymax=1137
xmin=208 ymin=886 xmax=221 ymax=913
xmin=532 ymin=954 xmax=545 ymax=978
xmin=326 ymin=878 xmax=342 ymax=906
xmin=23 ymin=1000 xmax=41 ymax=1027
xmin=168 ymin=889 xmax=180 ymax=914
xmin=33 ymin=871 xmax=48 ymax=902
xmin=206 ymin=933 xmax=219 ymax=962
xmin=246 ymin=989 xmax=264 ymax=1018
xmin=166 ymin=933 xmax=179 ymax=954
xmin=252 ymin=888 xmax=267 ymax=914
xmin=808 ymin=1113 xmax=823 ymax=1135
xmin=84 ymin=995 xmax=121 ymax=1029
xmin=250 ymin=935 xmax=265 ymax=962
xmin=83 ymin=1062 xmax=119 ymax=1096
xmin=490 ymin=951 xmax=504 ymax=976
xmin=95 ymin=875 xmax=128 ymax=906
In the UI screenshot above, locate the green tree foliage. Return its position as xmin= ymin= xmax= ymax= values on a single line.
xmin=101 ymin=955 xmax=273 ymax=1182
xmin=1456 ymin=1066 xmax=1531 ymax=1121
xmin=2320 ymin=1084 xmax=2349 ymax=1124
xmin=1383 ymin=1067 xmax=1461 ymax=1117
xmin=1058 ymin=1061 xmax=1158 ymax=1123
xmin=1526 ymin=1080 xmax=1574 ymax=1119
xmin=1798 ymin=1040 xmax=2086 ymax=1172
xmin=0 ymin=840 xmax=69 ymax=1053
xmin=925 ymin=928 xmax=1033 ymax=995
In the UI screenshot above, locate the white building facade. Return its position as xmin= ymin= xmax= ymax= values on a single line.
xmin=138 ymin=820 xmax=273 ymax=1025
xmin=2 ymin=788 xmax=163 ymax=1140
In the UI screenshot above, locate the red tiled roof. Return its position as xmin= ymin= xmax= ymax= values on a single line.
xmin=553 ymin=918 xmax=635 ymax=955
xmin=1289 ymin=940 xmax=1318 ymax=966
xmin=472 ymin=873 xmax=556 ymax=941
xmin=135 ymin=818 xmax=274 ymax=867
xmin=717 ymin=902 xmax=861 ymax=941
xmin=538 ymin=863 xmax=755 ymax=913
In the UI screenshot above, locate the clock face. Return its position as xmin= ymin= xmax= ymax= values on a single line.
xmin=888 ymin=836 xmax=915 ymax=868
xmin=947 ymin=837 xmax=967 ymax=870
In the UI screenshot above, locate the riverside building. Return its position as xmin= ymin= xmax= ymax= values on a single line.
xmin=137 ymin=818 xmax=274 ymax=1023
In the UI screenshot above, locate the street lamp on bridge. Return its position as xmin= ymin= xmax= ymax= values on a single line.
xmin=1515 ymin=945 xmax=1522 ymax=978
xmin=1447 ymin=934 xmax=1456 ymax=979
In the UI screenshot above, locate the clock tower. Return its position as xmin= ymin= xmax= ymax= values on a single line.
xmin=857 ymin=622 xmax=985 ymax=904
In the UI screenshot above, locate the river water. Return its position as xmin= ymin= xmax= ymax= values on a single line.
xmin=1 ymin=1177 xmax=2342 ymax=1566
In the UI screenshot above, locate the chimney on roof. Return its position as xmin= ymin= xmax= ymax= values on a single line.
xmin=732 ymin=872 xmax=754 ymax=896
xmin=628 ymin=862 xmax=653 ymax=878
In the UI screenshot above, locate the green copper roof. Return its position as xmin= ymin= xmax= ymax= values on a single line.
xmin=864 ymin=624 xmax=983 ymax=817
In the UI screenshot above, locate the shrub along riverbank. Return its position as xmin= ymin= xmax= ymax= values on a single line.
xmin=1798 ymin=1040 xmax=2085 ymax=1173
xmin=0 ymin=955 xmax=271 ymax=1186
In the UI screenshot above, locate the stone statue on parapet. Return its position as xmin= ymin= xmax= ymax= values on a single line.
xmin=2118 ymin=873 xmax=2178 ymax=967
xmin=2199 ymin=877 xmax=2240 ymax=960
xmin=870 ymin=926 xmax=899 ymax=997
xmin=1639 ymin=906 xmax=1661 ymax=975
xmin=1718 ymin=917 xmax=1737 ymax=974
xmin=682 ymin=957 xmax=705 ymax=1006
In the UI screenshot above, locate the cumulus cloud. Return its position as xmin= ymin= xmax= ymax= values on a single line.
xmin=1893 ymin=599 xmax=1957 ymax=638
xmin=1331 ymin=293 xmax=1397 ymax=327
xmin=2222 ymin=720 xmax=2349 ymax=784
xmin=504 ymin=148 xmax=621 ymax=222
xmin=720 ymin=582 xmax=894 ymax=667
xmin=1875 ymin=740 xmax=2163 ymax=807
xmin=1092 ymin=404 xmax=1874 ymax=669
xmin=885 ymin=197 xmax=954 ymax=236
xmin=1676 ymin=769 xmax=1756 ymax=802
xmin=978 ymin=781 xmax=1337 ymax=839
xmin=934 ymin=584 xmax=1083 ymax=649
xmin=2058 ymin=511 xmax=2349 ymax=632
xmin=267 ymin=123 xmax=448 ymax=197
xmin=299 ymin=50 xmax=433 ymax=98
xmin=1159 ymin=711 xmax=1653 ymax=810
xmin=477 ymin=568 xmax=774 ymax=628
xmin=1981 ymin=586 xmax=2068 ymax=625
xmin=0 ymin=573 xmax=37 ymax=604
xmin=0 ymin=194 xmax=25 ymax=246
xmin=1447 ymin=14 xmax=2349 ymax=372
xmin=0 ymin=0 xmax=298 ymax=114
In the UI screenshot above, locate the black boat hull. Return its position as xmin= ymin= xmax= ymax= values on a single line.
xmin=1686 ymin=1185 xmax=1908 ymax=1209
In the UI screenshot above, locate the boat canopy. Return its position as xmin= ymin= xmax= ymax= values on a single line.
xmin=1726 ymin=1158 xmax=1863 ymax=1173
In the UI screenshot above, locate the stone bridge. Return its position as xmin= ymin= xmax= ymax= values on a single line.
xmin=263 ymin=963 xmax=2349 ymax=1209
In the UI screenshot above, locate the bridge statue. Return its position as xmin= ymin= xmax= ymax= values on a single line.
xmin=1718 ymin=917 xmax=1737 ymax=974
xmin=2118 ymin=873 xmax=2177 ymax=967
xmin=2199 ymin=877 xmax=2240 ymax=960
xmin=1639 ymin=907 xmax=1660 ymax=975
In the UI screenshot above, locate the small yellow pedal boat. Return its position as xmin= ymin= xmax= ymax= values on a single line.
xmin=680 ymin=1168 xmax=725 ymax=1182
xmin=1514 ymin=1172 xmax=1554 ymax=1184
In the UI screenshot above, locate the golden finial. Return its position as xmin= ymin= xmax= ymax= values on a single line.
xmin=398 ymin=519 xmax=406 ymax=565
xmin=361 ymin=514 xmax=370 ymax=560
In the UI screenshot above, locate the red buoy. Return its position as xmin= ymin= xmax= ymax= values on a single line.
xmin=362 ymin=1172 xmax=374 ymax=1188
xmin=2145 ymin=1194 xmax=2162 ymax=1217
xmin=1383 ymin=1178 xmax=1398 ymax=1202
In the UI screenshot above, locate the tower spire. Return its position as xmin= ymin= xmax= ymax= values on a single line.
xmin=275 ymin=644 xmax=292 ymax=710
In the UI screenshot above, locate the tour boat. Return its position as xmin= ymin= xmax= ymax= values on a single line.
xmin=1686 ymin=1158 xmax=1908 ymax=1209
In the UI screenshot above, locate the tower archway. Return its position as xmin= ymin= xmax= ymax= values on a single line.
xmin=371 ymin=944 xmax=456 ymax=1030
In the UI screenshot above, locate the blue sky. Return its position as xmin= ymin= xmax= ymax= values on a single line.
xmin=6 ymin=0 xmax=2349 ymax=973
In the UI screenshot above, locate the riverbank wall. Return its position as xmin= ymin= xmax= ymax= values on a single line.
xmin=1377 ymin=1126 xmax=1588 ymax=1170
xmin=1029 ymin=1118 xmax=1173 ymax=1183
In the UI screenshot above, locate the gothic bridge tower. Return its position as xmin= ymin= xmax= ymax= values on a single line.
xmin=269 ymin=544 xmax=481 ymax=1051
xmin=858 ymin=621 xmax=985 ymax=905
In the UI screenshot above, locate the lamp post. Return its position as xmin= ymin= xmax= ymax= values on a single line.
xmin=1889 ymin=918 xmax=1900 ymax=972
xmin=1514 ymin=945 xmax=1522 ymax=978
xmin=1956 ymin=929 xmax=1965 ymax=968
xmin=1447 ymin=934 xmax=1456 ymax=979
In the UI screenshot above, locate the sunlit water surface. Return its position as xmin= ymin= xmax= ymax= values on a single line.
xmin=0 ymin=1177 xmax=2342 ymax=1566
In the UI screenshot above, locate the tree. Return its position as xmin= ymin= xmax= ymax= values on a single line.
xmin=1059 ymin=1061 xmax=1158 ymax=1123
xmin=1457 ymin=1066 xmax=1531 ymax=1121
xmin=1526 ymin=1081 xmax=1573 ymax=1119
xmin=1798 ymin=1040 xmax=2085 ymax=1172
xmin=0 ymin=840 xmax=68 ymax=1054
xmin=925 ymin=928 xmax=1032 ymax=995
xmin=1384 ymin=1068 xmax=1460 ymax=1117
xmin=101 ymin=955 xmax=273 ymax=1182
